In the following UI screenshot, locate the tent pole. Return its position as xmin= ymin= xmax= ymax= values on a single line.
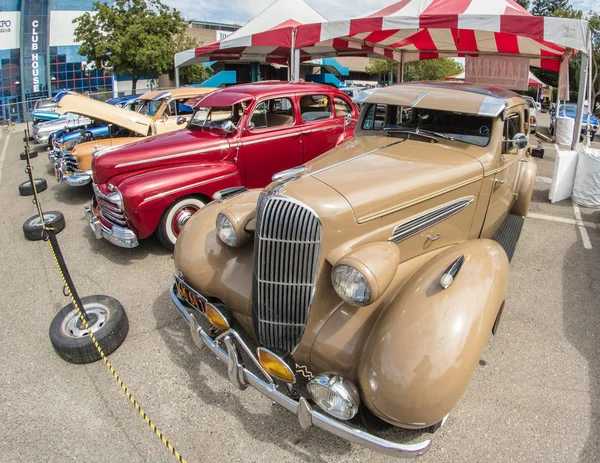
xmin=291 ymin=29 xmax=297 ymax=82
xmin=571 ymin=51 xmax=588 ymax=150
xmin=587 ymin=32 xmax=593 ymax=146
xmin=175 ymin=66 xmax=180 ymax=88
xmin=399 ymin=51 xmax=404 ymax=83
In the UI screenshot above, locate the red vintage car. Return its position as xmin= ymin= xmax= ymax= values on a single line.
xmin=89 ymin=82 xmax=358 ymax=249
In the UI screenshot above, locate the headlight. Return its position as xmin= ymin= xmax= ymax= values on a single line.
xmin=307 ymin=374 xmax=360 ymax=420
xmin=216 ymin=213 xmax=236 ymax=247
xmin=331 ymin=264 xmax=371 ymax=306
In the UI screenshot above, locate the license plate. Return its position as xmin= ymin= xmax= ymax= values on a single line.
xmin=175 ymin=275 xmax=206 ymax=313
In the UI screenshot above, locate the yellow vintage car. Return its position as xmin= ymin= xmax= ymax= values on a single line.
xmin=53 ymin=88 xmax=215 ymax=186
xmin=170 ymin=82 xmax=538 ymax=456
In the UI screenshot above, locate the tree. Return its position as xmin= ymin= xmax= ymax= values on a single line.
xmin=515 ymin=0 xmax=530 ymax=11
xmin=531 ymin=0 xmax=571 ymax=17
xmin=588 ymin=12 xmax=600 ymax=112
xmin=365 ymin=58 xmax=463 ymax=82
xmin=168 ymin=32 xmax=211 ymax=85
xmin=74 ymin=0 xmax=185 ymax=93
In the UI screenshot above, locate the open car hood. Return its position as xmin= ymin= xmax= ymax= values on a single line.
xmin=56 ymin=94 xmax=152 ymax=136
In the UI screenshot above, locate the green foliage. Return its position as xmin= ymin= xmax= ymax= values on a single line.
xmin=365 ymin=58 xmax=463 ymax=82
xmin=531 ymin=0 xmax=571 ymax=17
xmin=74 ymin=0 xmax=185 ymax=92
xmin=515 ymin=0 xmax=530 ymax=11
xmin=168 ymin=32 xmax=211 ymax=85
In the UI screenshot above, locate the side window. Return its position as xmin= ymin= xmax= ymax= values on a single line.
xmin=362 ymin=104 xmax=387 ymax=130
xmin=249 ymin=97 xmax=294 ymax=131
xmin=164 ymin=100 xmax=176 ymax=118
xmin=333 ymin=96 xmax=352 ymax=118
xmin=503 ymin=113 xmax=522 ymax=153
xmin=299 ymin=94 xmax=332 ymax=122
xmin=176 ymin=99 xmax=194 ymax=116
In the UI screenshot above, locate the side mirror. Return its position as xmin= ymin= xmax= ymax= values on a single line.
xmin=176 ymin=116 xmax=187 ymax=126
xmin=246 ymin=121 xmax=256 ymax=131
xmin=221 ymin=120 xmax=237 ymax=134
xmin=345 ymin=113 xmax=352 ymax=126
xmin=512 ymin=133 xmax=528 ymax=150
xmin=163 ymin=113 xmax=169 ymax=122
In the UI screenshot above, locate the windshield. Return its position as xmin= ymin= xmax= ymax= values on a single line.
xmin=188 ymin=103 xmax=245 ymax=130
xmin=137 ymin=99 xmax=163 ymax=117
xmin=361 ymin=104 xmax=493 ymax=147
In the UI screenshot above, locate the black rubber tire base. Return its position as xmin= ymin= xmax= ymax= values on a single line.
xmin=23 ymin=211 xmax=65 ymax=241
xmin=492 ymin=214 xmax=524 ymax=262
xmin=20 ymin=150 xmax=38 ymax=160
xmin=18 ymin=178 xmax=47 ymax=196
xmin=49 ymin=295 xmax=129 ymax=364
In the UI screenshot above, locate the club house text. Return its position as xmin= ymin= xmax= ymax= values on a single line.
xmin=31 ymin=20 xmax=41 ymax=92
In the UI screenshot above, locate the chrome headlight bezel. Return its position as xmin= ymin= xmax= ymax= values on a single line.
xmin=307 ymin=373 xmax=361 ymax=421
xmin=331 ymin=264 xmax=372 ymax=306
xmin=216 ymin=213 xmax=237 ymax=247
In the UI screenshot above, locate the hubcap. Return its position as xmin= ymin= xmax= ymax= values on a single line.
xmin=60 ymin=303 xmax=109 ymax=338
xmin=30 ymin=213 xmax=57 ymax=227
xmin=171 ymin=206 xmax=199 ymax=237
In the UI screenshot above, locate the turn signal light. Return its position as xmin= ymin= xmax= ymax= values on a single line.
xmin=257 ymin=347 xmax=296 ymax=383
xmin=205 ymin=303 xmax=232 ymax=332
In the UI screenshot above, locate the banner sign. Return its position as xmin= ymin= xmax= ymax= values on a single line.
xmin=21 ymin=0 xmax=50 ymax=99
xmin=465 ymin=56 xmax=530 ymax=91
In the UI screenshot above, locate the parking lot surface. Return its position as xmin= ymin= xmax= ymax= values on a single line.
xmin=1 ymin=114 xmax=599 ymax=462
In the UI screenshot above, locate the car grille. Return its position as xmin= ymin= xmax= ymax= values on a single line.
xmin=60 ymin=152 xmax=79 ymax=171
xmin=252 ymin=193 xmax=322 ymax=352
xmin=93 ymin=184 xmax=127 ymax=227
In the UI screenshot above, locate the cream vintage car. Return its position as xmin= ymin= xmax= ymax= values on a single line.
xmin=169 ymin=83 xmax=538 ymax=456
xmin=53 ymin=88 xmax=215 ymax=186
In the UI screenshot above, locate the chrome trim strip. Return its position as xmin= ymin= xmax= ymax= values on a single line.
xmin=142 ymin=172 xmax=238 ymax=204
xmin=169 ymin=283 xmax=432 ymax=458
xmin=390 ymin=199 xmax=474 ymax=243
xmin=115 ymin=144 xmax=230 ymax=168
xmin=242 ymin=131 xmax=300 ymax=146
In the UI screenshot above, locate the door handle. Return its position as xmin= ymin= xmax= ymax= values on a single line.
xmin=292 ymin=133 xmax=301 ymax=139
xmin=494 ymin=179 xmax=505 ymax=185
xmin=426 ymin=233 xmax=441 ymax=242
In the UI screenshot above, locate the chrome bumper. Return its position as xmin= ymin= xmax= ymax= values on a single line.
xmin=87 ymin=202 xmax=139 ymax=248
xmin=56 ymin=163 xmax=92 ymax=186
xmin=169 ymin=283 xmax=432 ymax=458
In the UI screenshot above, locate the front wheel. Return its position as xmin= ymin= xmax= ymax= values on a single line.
xmin=156 ymin=195 xmax=206 ymax=250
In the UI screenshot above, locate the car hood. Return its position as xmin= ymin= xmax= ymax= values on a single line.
xmin=307 ymin=136 xmax=484 ymax=223
xmin=56 ymin=94 xmax=151 ymax=136
xmin=92 ymin=128 xmax=234 ymax=185
xmin=74 ymin=137 xmax=142 ymax=172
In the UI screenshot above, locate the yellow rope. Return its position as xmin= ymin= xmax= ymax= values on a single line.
xmin=25 ymin=143 xmax=187 ymax=463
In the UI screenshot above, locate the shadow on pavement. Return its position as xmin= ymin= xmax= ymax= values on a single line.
xmin=152 ymin=288 xmax=352 ymax=462
xmin=562 ymin=241 xmax=600 ymax=462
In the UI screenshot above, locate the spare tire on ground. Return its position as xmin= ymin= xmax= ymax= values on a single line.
xmin=18 ymin=178 xmax=47 ymax=196
xmin=49 ymin=295 xmax=129 ymax=364
xmin=20 ymin=150 xmax=38 ymax=160
xmin=22 ymin=211 xmax=65 ymax=241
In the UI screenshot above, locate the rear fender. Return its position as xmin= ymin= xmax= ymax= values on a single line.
xmin=511 ymin=156 xmax=537 ymax=217
xmin=117 ymin=162 xmax=242 ymax=238
xmin=358 ymin=239 xmax=509 ymax=429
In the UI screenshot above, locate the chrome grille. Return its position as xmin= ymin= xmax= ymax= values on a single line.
xmin=252 ymin=194 xmax=321 ymax=352
xmin=93 ymin=184 xmax=127 ymax=227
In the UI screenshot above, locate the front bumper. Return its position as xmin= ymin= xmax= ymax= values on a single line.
xmin=169 ymin=281 xmax=433 ymax=458
xmin=55 ymin=162 xmax=92 ymax=186
xmin=33 ymin=133 xmax=49 ymax=144
xmin=87 ymin=199 xmax=139 ymax=248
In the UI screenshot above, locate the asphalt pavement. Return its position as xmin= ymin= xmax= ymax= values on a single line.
xmin=0 ymin=116 xmax=599 ymax=463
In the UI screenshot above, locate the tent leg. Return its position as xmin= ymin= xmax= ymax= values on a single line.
xmin=398 ymin=52 xmax=404 ymax=83
xmin=571 ymin=52 xmax=588 ymax=150
xmin=175 ymin=66 xmax=180 ymax=88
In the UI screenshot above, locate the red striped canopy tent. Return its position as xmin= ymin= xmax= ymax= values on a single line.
xmin=294 ymin=0 xmax=590 ymax=72
xmin=174 ymin=0 xmax=328 ymax=71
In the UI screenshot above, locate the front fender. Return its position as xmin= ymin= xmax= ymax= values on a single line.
xmin=358 ymin=239 xmax=509 ymax=429
xmin=117 ymin=162 xmax=242 ymax=238
xmin=511 ymin=156 xmax=537 ymax=217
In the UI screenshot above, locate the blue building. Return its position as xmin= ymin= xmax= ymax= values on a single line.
xmin=0 ymin=0 xmax=113 ymax=122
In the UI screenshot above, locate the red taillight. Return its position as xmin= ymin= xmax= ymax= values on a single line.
xmin=530 ymin=115 xmax=537 ymax=124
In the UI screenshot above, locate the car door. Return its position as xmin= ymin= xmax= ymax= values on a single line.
xmin=152 ymin=98 xmax=195 ymax=134
xmin=299 ymin=93 xmax=347 ymax=162
xmin=239 ymin=96 xmax=304 ymax=189
xmin=481 ymin=109 xmax=526 ymax=237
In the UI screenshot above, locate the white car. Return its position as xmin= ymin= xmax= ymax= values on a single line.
xmin=523 ymin=96 xmax=538 ymax=133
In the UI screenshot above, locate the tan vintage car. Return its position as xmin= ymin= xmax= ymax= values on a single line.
xmin=54 ymin=87 xmax=215 ymax=186
xmin=169 ymin=83 xmax=538 ymax=456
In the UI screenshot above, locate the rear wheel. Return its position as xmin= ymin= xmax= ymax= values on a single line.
xmin=156 ymin=196 xmax=206 ymax=250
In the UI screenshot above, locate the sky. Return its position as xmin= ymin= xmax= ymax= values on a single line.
xmin=162 ymin=0 xmax=600 ymax=25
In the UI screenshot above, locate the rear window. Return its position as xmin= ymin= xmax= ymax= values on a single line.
xmin=361 ymin=104 xmax=493 ymax=147
xmin=300 ymin=94 xmax=332 ymax=122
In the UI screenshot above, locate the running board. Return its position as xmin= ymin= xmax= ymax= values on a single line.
xmin=492 ymin=214 xmax=524 ymax=262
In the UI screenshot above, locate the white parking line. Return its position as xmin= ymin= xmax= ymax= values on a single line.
xmin=528 ymin=212 xmax=598 ymax=230
xmin=0 ymin=134 xmax=10 ymax=186
xmin=572 ymin=202 xmax=593 ymax=249
xmin=535 ymin=176 xmax=553 ymax=184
